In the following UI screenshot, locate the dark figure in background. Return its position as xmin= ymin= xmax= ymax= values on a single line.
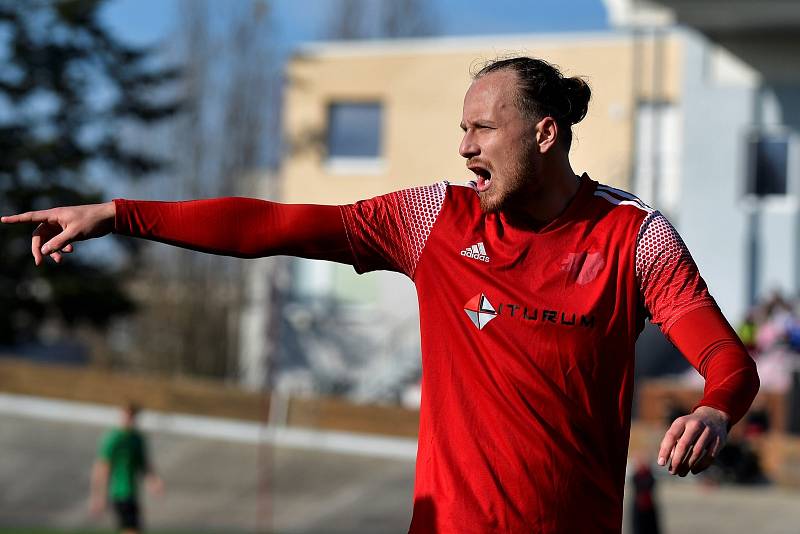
xmin=631 ymin=457 xmax=661 ymax=534
xmin=89 ymin=403 xmax=163 ymax=534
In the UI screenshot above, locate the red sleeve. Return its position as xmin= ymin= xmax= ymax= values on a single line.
xmin=636 ymin=211 xmax=716 ymax=330
xmin=113 ymin=197 xmax=352 ymax=263
xmin=339 ymin=182 xmax=447 ymax=277
xmin=666 ymin=306 xmax=760 ymax=426
xmin=637 ymin=211 xmax=759 ymax=425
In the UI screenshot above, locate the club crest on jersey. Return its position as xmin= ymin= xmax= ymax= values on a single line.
xmin=464 ymin=293 xmax=497 ymax=330
xmin=461 ymin=241 xmax=490 ymax=263
xmin=560 ymin=251 xmax=605 ymax=285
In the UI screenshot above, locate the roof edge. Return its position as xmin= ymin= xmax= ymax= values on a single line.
xmin=291 ymin=28 xmax=682 ymax=60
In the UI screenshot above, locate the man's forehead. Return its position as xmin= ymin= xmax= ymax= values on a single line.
xmin=463 ymin=70 xmax=519 ymax=118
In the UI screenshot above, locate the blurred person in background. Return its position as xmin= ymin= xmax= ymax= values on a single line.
xmin=3 ymin=56 xmax=759 ymax=533
xmin=723 ymin=290 xmax=800 ymax=393
xmin=89 ymin=402 xmax=163 ymax=534
xmin=630 ymin=454 xmax=661 ymax=534
xmin=737 ymin=310 xmax=758 ymax=352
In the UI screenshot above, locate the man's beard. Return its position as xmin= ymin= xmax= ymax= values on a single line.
xmin=478 ymin=157 xmax=536 ymax=213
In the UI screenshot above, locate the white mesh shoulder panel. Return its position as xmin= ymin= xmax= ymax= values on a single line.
xmin=396 ymin=181 xmax=448 ymax=275
xmin=635 ymin=210 xmax=715 ymax=330
xmin=635 ymin=211 xmax=690 ymax=282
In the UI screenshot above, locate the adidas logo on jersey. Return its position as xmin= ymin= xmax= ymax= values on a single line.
xmin=461 ymin=242 xmax=490 ymax=263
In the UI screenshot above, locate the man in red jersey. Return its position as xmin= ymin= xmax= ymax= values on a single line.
xmin=2 ymin=57 xmax=758 ymax=533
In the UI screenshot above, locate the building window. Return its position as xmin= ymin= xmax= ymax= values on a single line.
xmin=634 ymin=102 xmax=681 ymax=214
xmin=747 ymin=133 xmax=790 ymax=196
xmin=326 ymin=102 xmax=383 ymax=174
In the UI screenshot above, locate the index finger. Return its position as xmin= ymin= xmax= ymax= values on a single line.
xmin=657 ymin=420 xmax=684 ymax=466
xmin=1 ymin=210 xmax=54 ymax=224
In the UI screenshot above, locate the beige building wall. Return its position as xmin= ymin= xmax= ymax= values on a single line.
xmin=281 ymin=31 xmax=683 ymax=204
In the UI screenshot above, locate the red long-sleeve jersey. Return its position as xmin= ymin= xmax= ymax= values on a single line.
xmin=114 ymin=172 xmax=759 ymax=533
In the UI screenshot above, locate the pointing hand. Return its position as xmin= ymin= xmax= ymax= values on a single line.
xmin=1 ymin=201 xmax=116 ymax=266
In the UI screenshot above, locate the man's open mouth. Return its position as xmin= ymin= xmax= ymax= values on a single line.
xmin=468 ymin=165 xmax=492 ymax=192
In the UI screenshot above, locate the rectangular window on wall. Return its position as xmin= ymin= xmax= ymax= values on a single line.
xmin=326 ymin=101 xmax=383 ymax=173
xmin=747 ymin=133 xmax=790 ymax=196
xmin=634 ymin=102 xmax=681 ymax=214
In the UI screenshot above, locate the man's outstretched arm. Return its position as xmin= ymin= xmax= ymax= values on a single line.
xmin=1 ymin=198 xmax=353 ymax=265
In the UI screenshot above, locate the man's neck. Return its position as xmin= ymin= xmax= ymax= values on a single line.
xmin=506 ymin=163 xmax=581 ymax=230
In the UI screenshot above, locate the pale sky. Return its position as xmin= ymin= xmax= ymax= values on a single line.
xmin=101 ymin=0 xmax=609 ymax=49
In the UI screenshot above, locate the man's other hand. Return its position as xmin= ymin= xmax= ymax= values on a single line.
xmin=1 ymin=201 xmax=116 ymax=265
xmin=657 ymin=405 xmax=730 ymax=477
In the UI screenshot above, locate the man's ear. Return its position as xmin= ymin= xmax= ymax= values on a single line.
xmin=535 ymin=117 xmax=559 ymax=154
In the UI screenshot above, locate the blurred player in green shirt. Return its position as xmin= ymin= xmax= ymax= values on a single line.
xmin=90 ymin=402 xmax=163 ymax=534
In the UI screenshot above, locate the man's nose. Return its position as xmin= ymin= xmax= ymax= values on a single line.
xmin=459 ymin=132 xmax=479 ymax=159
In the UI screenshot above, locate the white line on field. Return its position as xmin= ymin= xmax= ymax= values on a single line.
xmin=0 ymin=392 xmax=418 ymax=460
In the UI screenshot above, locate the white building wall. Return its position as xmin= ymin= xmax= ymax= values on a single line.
xmin=677 ymin=30 xmax=756 ymax=323
xmin=678 ymin=30 xmax=800 ymax=323
xmin=758 ymin=206 xmax=800 ymax=296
